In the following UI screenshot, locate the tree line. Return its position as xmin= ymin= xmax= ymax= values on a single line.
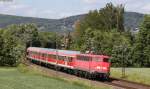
xmin=0 ymin=3 xmax=149 ymax=67
xmin=0 ymin=24 xmax=61 ymax=66
xmin=70 ymin=3 xmax=150 ymax=67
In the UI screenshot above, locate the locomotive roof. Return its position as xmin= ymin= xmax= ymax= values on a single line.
xmin=77 ymin=54 xmax=110 ymax=58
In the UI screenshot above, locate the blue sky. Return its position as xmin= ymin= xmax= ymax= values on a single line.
xmin=0 ymin=0 xmax=150 ymax=19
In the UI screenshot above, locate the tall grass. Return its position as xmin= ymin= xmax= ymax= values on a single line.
xmin=0 ymin=64 xmax=111 ymax=89
xmin=111 ymin=68 xmax=150 ymax=85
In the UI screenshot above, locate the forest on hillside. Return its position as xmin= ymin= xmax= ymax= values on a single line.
xmin=0 ymin=12 xmax=143 ymax=33
xmin=0 ymin=3 xmax=149 ymax=67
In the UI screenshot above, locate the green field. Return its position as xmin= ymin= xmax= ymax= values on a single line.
xmin=0 ymin=65 xmax=110 ymax=89
xmin=111 ymin=68 xmax=150 ymax=85
xmin=1 ymin=66 xmax=149 ymax=89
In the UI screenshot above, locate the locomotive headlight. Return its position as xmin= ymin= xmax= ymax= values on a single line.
xmin=102 ymin=67 xmax=107 ymax=70
xmin=96 ymin=66 xmax=107 ymax=70
xmin=96 ymin=66 xmax=101 ymax=69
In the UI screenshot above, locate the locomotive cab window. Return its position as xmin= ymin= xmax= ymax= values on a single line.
xmin=103 ymin=58 xmax=109 ymax=62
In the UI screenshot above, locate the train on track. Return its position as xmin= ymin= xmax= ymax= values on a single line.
xmin=27 ymin=47 xmax=111 ymax=79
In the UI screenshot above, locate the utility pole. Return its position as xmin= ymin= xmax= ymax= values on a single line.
xmin=122 ymin=44 xmax=126 ymax=78
xmin=55 ymin=32 xmax=59 ymax=77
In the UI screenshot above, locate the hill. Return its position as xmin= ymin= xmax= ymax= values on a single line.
xmin=124 ymin=12 xmax=144 ymax=31
xmin=0 ymin=12 xmax=144 ymax=32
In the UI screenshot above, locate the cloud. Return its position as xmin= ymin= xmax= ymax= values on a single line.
xmin=0 ymin=0 xmax=150 ymax=19
xmin=139 ymin=3 xmax=150 ymax=14
xmin=0 ymin=1 xmax=29 ymax=15
xmin=82 ymin=0 xmax=99 ymax=4
xmin=0 ymin=1 xmax=54 ymax=18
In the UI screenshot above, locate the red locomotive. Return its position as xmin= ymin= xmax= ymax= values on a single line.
xmin=27 ymin=47 xmax=110 ymax=79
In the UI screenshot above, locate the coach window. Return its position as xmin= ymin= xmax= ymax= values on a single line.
xmin=88 ymin=57 xmax=92 ymax=61
xmin=32 ymin=52 xmax=34 ymax=55
xmin=48 ymin=54 xmax=51 ymax=58
xmin=35 ymin=52 xmax=37 ymax=55
xmin=84 ymin=56 xmax=90 ymax=61
xmin=33 ymin=52 xmax=35 ymax=55
xmin=41 ymin=53 xmax=44 ymax=57
xmin=68 ymin=57 xmax=73 ymax=62
xmin=58 ymin=56 xmax=64 ymax=60
xmin=51 ymin=55 xmax=56 ymax=59
xmin=81 ymin=56 xmax=84 ymax=61
xmin=44 ymin=54 xmax=47 ymax=57
xmin=58 ymin=56 xmax=61 ymax=60
xmin=77 ymin=56 xmax=82 ymax=61
xmin=42 ymin=53 xmax=44 ymax=57
xmin=54 ymin=55 xmax=57 ymax=59
xmin=63 ymin=56 xmax=66 ymax=60
xmin=49 ymin=54 xmax=52 ymax=58
xmin=32 ymin=52 xmax=34 ymax=56
xmin=83 ymin=56 xmax=86 ymax=61
xmin=37 ymin=52 xmax=40 ymax=56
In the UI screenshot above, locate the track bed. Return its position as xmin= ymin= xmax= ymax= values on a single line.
xmin=24 ymin=61 xmax=150 ymax=89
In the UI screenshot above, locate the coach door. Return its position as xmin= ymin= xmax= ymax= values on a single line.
xmin=64 ymin=56 xmax=68 ymax=65
xmin=65 ymin=56 xmax=73 ymax=68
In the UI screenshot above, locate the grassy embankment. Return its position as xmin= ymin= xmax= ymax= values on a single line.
xmin=0 ymin=64 xmax=110 ymax=89
xmin=111 ymin=68 xmax=150 ymax=85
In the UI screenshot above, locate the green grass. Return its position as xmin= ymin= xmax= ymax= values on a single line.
xmin=111 ymin=68 xmax=150 ymax=85
xmin=0 ymin=65 xmax=110 ymax=89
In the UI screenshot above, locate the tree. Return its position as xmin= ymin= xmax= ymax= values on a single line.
xmin=61 ymin=32 xmax=72 ymax=50
xmin=0 ymin=23 xmax=62 ymax=66
xmin=6 ymin=24 xmax=39 ymax=48
xmin=38 ymin=31 xmax=60 ymax=48
xmin=116 ymin=4 xmax=125 ymax=32
xmin=0 ymin=30 xmax=23 ymax=66
xmin=133 ymin=15 xmax=150 ymax=67
xmin=0 ymin=24 xmax=39 ymax=66
xmin=73 ymin=3 xmax=125 ymax=52
xmin=111 ymin=44 xmax=132 ymax=67
xmin=0 ymin=30 xmax=4 ymax=65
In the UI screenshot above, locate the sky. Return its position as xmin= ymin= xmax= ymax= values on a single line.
xmin=0 ymin=0 xmax=150 ymax=19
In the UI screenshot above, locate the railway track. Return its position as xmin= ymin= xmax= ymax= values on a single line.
xmin=107 ymin=77 xmax=150 ymax=89
xmin=23 ymin=61 xmax=150 ymax=89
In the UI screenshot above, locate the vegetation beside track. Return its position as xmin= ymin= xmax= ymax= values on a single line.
xmin=111 ymin=68 xmax=150 ymax=85
xmin=0 ymin=3 xmax=150 ymax=68
xmin=0 ymin=64 xmax=111 ymax=89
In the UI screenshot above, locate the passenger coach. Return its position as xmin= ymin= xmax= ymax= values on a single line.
xmin=27 ymin=47 xmax=110 ymax=79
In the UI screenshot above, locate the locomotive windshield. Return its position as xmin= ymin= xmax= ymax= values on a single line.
xmin=92 ymin=57 xmax=109 ymax=62
xmin=77 ymin=55 xmax=91 ymax=61
xmin=92 ymin=57 xmax=102 ymax=62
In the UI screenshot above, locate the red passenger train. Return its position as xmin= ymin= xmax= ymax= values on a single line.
xmin=27 ymin=47 xmax=110 ymax=79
